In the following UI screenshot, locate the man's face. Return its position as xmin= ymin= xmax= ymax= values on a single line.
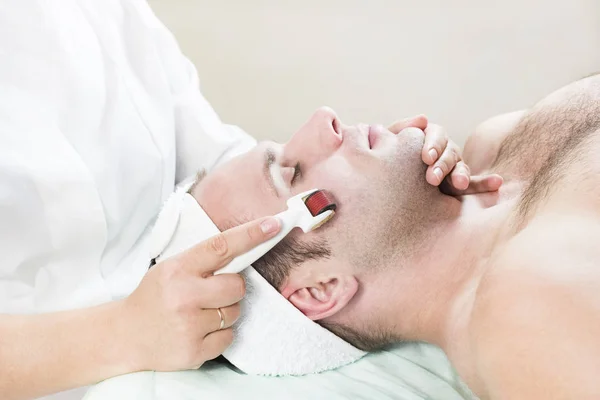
xmin=195 ymin=106 xmax=431 ymax=278
xmin=193 ymin=107 xmax=435 ymax=338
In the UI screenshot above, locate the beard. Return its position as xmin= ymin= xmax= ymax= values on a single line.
xmin=331 ymin=132 xmax=438 ymax=273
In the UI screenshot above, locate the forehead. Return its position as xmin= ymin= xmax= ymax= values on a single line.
xmin=194 ymin=142 xmax=287 ymax=230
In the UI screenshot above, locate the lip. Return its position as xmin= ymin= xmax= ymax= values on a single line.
xmin=341 ymin=124 xmax=374 ymax=151
xmin=367 ymin=125 xmax=380 ymax=149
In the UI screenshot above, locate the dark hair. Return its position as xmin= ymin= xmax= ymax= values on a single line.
xmin=318 ymin=320 xmax=394 ymax=351
xmin=253 ymin=236 xmax=392 ymax=351
xmin=252 ymin=235 xmax=331 ymax=289
xmin=190 ymin=170 xmax=391 ymax=350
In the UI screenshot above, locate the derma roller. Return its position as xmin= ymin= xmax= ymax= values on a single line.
xmin=215 ymin=189 xmax=336 ymax=275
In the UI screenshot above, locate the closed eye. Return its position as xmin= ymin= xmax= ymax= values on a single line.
xmin=291 ymin=163 xmax=301 ymax=185
xmin=280 ymin=167 xmax=295 ymax=185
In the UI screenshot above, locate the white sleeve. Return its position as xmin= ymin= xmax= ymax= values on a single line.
xmin=169 ymin=56 xmax=257 ymax=183
xmin=139 ymin=2 xmax=256 ymax=183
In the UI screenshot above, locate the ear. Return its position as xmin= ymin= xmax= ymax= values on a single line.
xmin=282 ymin=276 xmax=359 ymax=321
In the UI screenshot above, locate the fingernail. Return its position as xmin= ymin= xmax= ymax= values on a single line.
xmin=434 ymin=167 xmax=443 ymax=181
xmin=428 ymin=148 xmax=438 ymax=161
xmin=260 ymin=218 xmax=280 ymax=235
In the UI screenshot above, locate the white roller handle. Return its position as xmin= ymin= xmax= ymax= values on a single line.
xmin=214 ymin=209 xmax=297 ymax=275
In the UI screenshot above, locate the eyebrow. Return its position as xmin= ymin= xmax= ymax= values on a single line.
xmin=263 ymin=147 xmax=280 ymax=198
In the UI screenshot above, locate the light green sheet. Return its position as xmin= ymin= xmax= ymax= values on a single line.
xmin=85 ymin=342 xmax=477 ymax=399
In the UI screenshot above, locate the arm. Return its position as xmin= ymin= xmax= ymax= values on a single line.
xmin=0 ymin=216 xmax=281 ymax=400
xmin=463 ymin=110 xmax=526 ymax=175
xmin=140 ymin=6 xmax=256 ymax=183
xmin=0 ymin=302 xmax=134 ymax=400
xmin=169 ymin=55 xmax=256 ymax=182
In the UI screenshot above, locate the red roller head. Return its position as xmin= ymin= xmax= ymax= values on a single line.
xmin=304 ymin=190 xmax=337 ymax=217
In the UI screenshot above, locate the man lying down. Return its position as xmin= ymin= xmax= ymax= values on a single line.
xmin=177 ymin=74 xmax=599 ymax=399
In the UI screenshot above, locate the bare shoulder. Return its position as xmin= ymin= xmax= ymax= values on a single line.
xmin=463 ymin=110 xmax=526 ymax=175
xmin=470 ymin=216 xmax=600 ymax=399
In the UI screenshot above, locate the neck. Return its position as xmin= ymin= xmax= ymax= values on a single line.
xmin=375 ymin=186 xmax=519 ymax=349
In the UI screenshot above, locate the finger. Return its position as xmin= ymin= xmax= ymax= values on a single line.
xmin=194 ymin=273 xmax=246 ymax=308
xmin=388 ymin=114 xmax=428 ymax=134
xmin=442 ymin=174 xmax=504 ymax=196
xmin=219 ymin=303 xmax=241 ymax=330
xmin=201 ymin=328 xmax=234 ymax=362
xmin=180 ymin=216 xmax=281 ymax=275
xmin=426 ymin=142 xmax=460 ymax=186
xmin=205 ymin=303 xmax=241 ymax=333
xmin=449 ymin=161 xmax=471 ymax=191
xmin=462 ymin=174 xmax=504 ymax=195
xmin=422 ymin=124 xmax=448 ymax=166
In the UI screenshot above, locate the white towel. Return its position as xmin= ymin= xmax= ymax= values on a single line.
xmin=149 ymin=184 xmax=366 ymax=376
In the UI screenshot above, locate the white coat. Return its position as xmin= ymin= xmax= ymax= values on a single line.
xmin=0 ymin=1 xmax=255 ymax=397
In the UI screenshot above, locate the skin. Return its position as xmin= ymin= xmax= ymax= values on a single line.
xmin=0 ymin=216 xmax=281 ymax=400
xmin=463 ymin=109 xmax=527 ymax=174
xmin=194 ymin=76 xmax=600 ymax=399
xmin=193 ymin=109 xmax=501 ymax=320
xmin=460 ymin=77 xmax=600 ymax=399
xmin=194 ymin=108 xmax=499 ymax=316
xmin=193 ymin=108 xmax=492 ymax=327
xmin=0 ymin=110 xmax=491 ymax=400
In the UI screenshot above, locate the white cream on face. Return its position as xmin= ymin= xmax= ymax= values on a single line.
xmin=269 ymin=162 xmax=291 ymax=196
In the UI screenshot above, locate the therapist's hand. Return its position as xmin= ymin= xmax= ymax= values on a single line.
xmin=121 ymin=216 xmax=281 ymax=372
xmin=388 ymin=115 xmax=503 ymax=196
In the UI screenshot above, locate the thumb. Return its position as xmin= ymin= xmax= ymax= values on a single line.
xmin=388 ymin=114 xmax=428 ymax=134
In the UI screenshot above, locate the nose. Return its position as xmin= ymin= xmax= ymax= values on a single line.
xmin=310 ymin=106 xmax=343 ymax=150
xmin=285 ymin=107 xmax=343 ymax=165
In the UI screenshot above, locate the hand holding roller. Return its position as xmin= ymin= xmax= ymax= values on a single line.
xmin=215 ymin=188 xmax=336 ymax=275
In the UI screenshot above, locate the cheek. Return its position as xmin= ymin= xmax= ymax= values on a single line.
xmin=302 ymin=157 xmax=361 ymax=195
xmin=298 ymin=158 xmax=380 ymax=232
xmin=301 ymin=163 xmax=401 ymax=266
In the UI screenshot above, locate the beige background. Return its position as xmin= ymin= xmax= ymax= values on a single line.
xmin=149 ymin=0 xmax=600 ymax=145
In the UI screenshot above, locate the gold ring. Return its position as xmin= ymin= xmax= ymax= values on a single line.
xmin=216 ymin=308 xmax=225 ymax=330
